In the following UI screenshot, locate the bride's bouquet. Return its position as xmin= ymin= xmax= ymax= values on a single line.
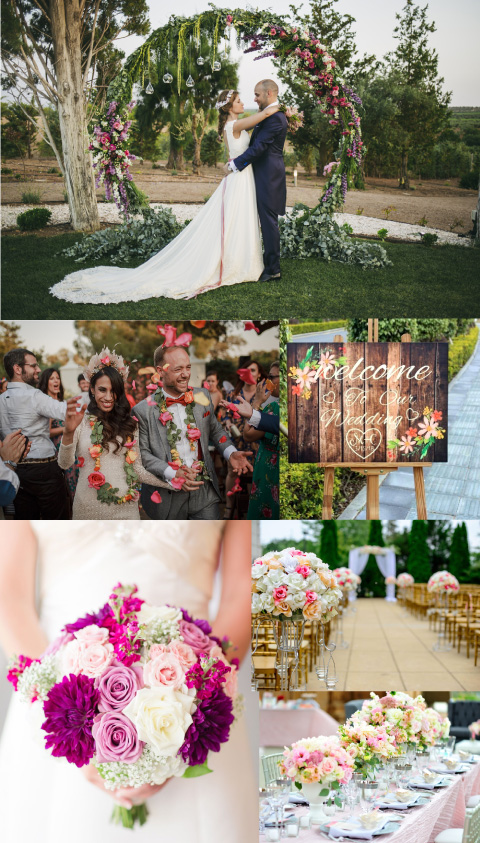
xmin=7 ymin=584 xmax=240 ymax=829
xmin=279 ymin=104 xmax=304 ymax=134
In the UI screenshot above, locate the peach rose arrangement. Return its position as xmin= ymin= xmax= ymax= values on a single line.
xmin=251 ymin=548 xmax=342 ymax=623
xmin=7 ymin=584 xmax=240 ymax=829
xmin=280 ymin=735 xmax=355 ymax=794
xmin=333 ymin=567 xmax=360 ymax=592
xmin=427 ymin=571 xmax=460 ymax=593
xmin=396 ymin=573 xmax=414 ymax=588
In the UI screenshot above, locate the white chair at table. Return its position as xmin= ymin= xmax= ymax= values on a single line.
xmin=262 ymin=753 xmax=284 ymax=786
xmin=434 ymin=800 xmax=480 ymax=843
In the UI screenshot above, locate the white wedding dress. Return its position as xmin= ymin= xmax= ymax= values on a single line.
xmin=0 ymin=521 xmax=256 ymax=843
xmin=49 ymin=122 xmax=264 ymax=303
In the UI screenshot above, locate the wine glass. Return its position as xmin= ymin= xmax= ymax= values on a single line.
xmin=259 ymin=788 xmax=271 ymax=834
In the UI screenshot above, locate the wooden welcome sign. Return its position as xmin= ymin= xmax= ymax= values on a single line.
xmin=287 ymin=341 xmax=448 ymax=464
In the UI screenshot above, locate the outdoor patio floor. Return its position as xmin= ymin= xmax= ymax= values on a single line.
xmin=307 ymin=598 xmax=480 ymax=692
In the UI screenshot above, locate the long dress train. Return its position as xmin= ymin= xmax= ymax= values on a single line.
xmin=49 ymin=123 xmax=263 ymax=303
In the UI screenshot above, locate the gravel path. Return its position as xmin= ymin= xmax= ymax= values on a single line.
xmin=1 ymin=202 xmax=471 ymax=246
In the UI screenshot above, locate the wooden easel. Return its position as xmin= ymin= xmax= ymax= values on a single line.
xmin=321 ymin=320 xmax=432 ymax=519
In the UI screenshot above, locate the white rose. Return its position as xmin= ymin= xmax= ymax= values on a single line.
xmin=252 ymin=563 xmax=268 ymax=579
xmin=123 ymin=687 xmax=196 ymax=758
xmin=261 ymin=593 xmax=275 ymax=612
xmin=286 ymin=573 xmax=305 ymax=592
xmin=151 ymin=754 xmax=188 ymax=785
xmin=137 ymin=605 xmax=182 ymax=625
xmin=291 ymin=591 xmax=307 ymax=610
xmin=251 ymin=593 xmax=262 ymax=614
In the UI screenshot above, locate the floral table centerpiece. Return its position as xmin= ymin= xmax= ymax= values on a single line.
xmin=338 ymin=720 xmax=398 ymax=780
xmin=396 ymin=573 xmax=414 ymax=588
xmin=333 ymin=568 xmax=360 ymax=592
xmin=251 ymin=548 xmax=342 ymax=690
xmin=280 ymin=736 xmax=355 ymax=824
xmin=427 ymin=572 xmax=460 ymax=593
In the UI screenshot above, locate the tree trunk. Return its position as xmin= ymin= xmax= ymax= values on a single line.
xmin=399 ymin=150 xmax=410 ymax=190
xmin=49 ymin=0 xmax=100 ymax=231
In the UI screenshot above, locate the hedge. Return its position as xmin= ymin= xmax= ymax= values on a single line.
xmin=290 ymin=320 xmax=348 ymax=336
xmin=448 ymin=325 xmax=479 ymax=381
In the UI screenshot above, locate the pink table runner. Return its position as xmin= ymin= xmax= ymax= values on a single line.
xmin=263 ymin=762 xmax=480 ymax=843
xmin=260 ymin=708 xmax=340 ymax=748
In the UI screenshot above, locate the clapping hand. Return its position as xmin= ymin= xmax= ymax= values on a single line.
xmin=220 ymin=395 xmax=253 ymax=420
xmin=229 ymin=450 xmax=254 ymax=475
xmin=0 ymin=430 xmax=30 ymax=464
xmin=252 ymin=378 xmax=271 ymax=409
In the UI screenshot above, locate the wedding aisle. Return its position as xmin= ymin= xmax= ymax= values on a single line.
xmin=305 ymin=599 xmax=480 ymax=692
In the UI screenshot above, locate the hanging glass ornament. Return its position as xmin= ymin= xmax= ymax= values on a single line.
xmin=186 ymin=75 xmax=195 ymax=87
xmin=212 ymin=60 xmax=221 ymax=71
xmin=162 ymin=72 xmax=173 ymax=84
xmin=196 ymin=56 xmax=205 ymax=66
xmin=145 ymin=81 xmax=154 ymax=95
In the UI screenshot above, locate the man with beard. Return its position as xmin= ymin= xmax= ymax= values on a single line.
xmin=0 ymin=349 xmax=78 ymax=519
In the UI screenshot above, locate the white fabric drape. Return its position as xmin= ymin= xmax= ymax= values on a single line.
xmin=348 ymin=547 xmax=397 ymax=601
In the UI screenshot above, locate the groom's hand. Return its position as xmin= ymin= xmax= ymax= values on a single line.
xmin=175 ymin=466 xmax=204 ymax=492
xmin=229 ymin=451 xmax=254 ymax=475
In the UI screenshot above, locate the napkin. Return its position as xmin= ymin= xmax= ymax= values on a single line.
xmin=409 ymin=777 xmax=442 ymax=789
xmin=326 ymin=816 xmax=390 ymax=840
xmin=430 ymin=763 xmax=467 ymax=774
xmin=288 ymin=794 xmax=308 ymax=805
xmin=375 ymin=794 xmax=419 ymax=810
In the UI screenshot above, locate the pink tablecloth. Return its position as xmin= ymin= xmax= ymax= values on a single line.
xmin=260 ymin=708 xmax=339 ymax=748
xmin=266 ymin=762 xmax=480 ymax=843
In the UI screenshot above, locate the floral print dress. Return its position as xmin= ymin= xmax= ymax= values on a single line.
xmin=247 ymin=402 xmax=279 ymax=520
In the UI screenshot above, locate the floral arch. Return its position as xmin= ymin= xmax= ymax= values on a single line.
xmin=100 ymin=7 xmax=364 ymax=217
xmin=348 ymin=546 xmax=397 ymax=603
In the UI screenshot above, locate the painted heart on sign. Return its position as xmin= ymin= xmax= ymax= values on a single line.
xmin=346 ymin=427 xmax=382 ymax=459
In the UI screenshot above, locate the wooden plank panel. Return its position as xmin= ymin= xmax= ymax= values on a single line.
xmin=318 ymin=342 xmax=344 ymax=463
xmin=341 ymin=341 xmax=366 ymax=462
xmin=287 ymin=342 xmax=298 ymax=463
xmin=385 ymin=341 xmax=404 ymax=460
xmin=409 ymin=343 xmax=437 ymax=461
xmin=435 ymin=342 xmax=448 ymax=462
xmin=364 ymin=342 xmax=388 ymax=462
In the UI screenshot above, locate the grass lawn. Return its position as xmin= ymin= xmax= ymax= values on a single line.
xmin=2 ymin=232 xmax=480 ymax=319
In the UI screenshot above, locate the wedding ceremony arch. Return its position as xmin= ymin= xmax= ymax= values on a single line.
xmin=348 ymin=545 xmax=397 ymax=602
xmin=101 ymin=7 xmax=364 ymax=218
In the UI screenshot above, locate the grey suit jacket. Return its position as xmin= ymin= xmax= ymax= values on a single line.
xmin=134 ymin=388 xmax=234 ymax=519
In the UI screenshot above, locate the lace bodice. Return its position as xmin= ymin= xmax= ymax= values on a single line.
xmin=224 ymin=120 xmax=251 ymax=156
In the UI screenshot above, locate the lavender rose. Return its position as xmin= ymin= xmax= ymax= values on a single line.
xmin=92 ymin=711 xmax=144 ymax=763
xmin=95 ymin=662 xmax=144 ymax=712
xmin=179 ymin=620 xmax=215 ymax=656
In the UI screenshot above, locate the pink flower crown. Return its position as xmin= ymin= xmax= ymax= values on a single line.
xmin=84 ymin=346 xmax=130 ymax=384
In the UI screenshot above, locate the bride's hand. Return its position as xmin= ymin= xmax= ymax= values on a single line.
xmin=83 ymin=764 xmax=167 ymax=808
xmin=64 ymin=397 xmax=87 ymax=434
xmin=264 ymin=104 xmax=279 ymax=116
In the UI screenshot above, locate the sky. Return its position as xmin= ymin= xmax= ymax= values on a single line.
xmin=259 ymin=519 xmax=480 ymax=549
xmin=119 ymin=1 xmax=479 ymax=107
xmin=8 ymin=320 xmax=278 ymax=358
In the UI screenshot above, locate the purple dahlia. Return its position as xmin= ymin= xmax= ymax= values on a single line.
xmin=42 ymin=673 xmax=100 ymax=767
xmin=64 ymin=603 xmax=112 ymax=633
xmin=179 ymin=687 xmax=234 ymax=767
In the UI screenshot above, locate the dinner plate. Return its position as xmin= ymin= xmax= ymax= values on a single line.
xmin=319 ymin=820 xmax=401 ymax=838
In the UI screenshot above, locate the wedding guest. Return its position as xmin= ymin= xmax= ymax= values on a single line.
xmin=0 ymin=349 xmax=76 ymax=519
xmin=38 ymin=367 xmax=79 ymax=502
xmin=0 ymin=431 xmax=29 ymax=511
xmin=222 ymin=358 xmax=265 ymax=516
xmin=58 ymin=348 xmax=171 ymax=520
xmin=204 ymin=370 xmax=223 ymax=412
xmin=77 ymin=373 xmax=90 ymax=406
xmin=136 ymin=345 xmax=253 ymax=520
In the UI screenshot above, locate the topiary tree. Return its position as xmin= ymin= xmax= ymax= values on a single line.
xmin=359 ymin=520 xmax=385 ymax=597
xmin=407 ymin=520 xmax=431 ymax=582
xmin=320 ymin=521 xmax=339 ymax=568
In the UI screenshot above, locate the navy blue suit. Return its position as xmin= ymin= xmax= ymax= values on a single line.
xmin=256 ymin=410 xmax=280 ymax=436
xmin=233 ymin=112 xmax=288 ymax=275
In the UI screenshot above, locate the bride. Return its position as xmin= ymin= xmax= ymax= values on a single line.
xmin=49 ymin=91 xmax=279 ymax=304
xmin=58 ymin=347 xmax=171 ymax=519
xmin=0 ymin=520 xmax=255 ymax=842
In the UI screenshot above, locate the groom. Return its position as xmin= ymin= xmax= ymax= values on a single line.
xmin=224 ymin=79 xmax=288 ymax=283
xmin=135 ymin=345 xmax=253 ymax=519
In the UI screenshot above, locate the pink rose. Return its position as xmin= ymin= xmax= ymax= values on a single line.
xmin=100 ymin=356 xmax=110 ymax=365
xmin=167 ymin=640 xmax=197 ymax=669
xmin=305 ymin=591 xmax=318 ymax=603
xmin=78 ymin=640 xmax=114 ymax=677
xmin=296 ymin=565 xmax=310 ymax=578
xmin=143 ymin=653 xmax=185 ymax=689
xmin=88 ymin=445 xmax=102 ymax=458
xmin=293 ymin=33 xmax=299 ymax=40
xmin=273 ymin=586 xmax=288 ymax=602
xmin=62 ymin=639 xmax=83 ymax=674
xmin=149 ymin=644 xmax=167 ymax=659
xmin=223 ymin=665 xmax=238 ymax=699
xmin=159 ymin=411 xmax=173 ymax=425
xmin=179 ymin=620 xmax=214 ymax=656
xmin=321 ymin=757 xmax=337 ymax=776
xmin=186 ymin=426 xmax=201 ymax=441
xmin=88 ymin=471 xmax=105 ymax=490
xmin=75 ymin=624 xmax=109 ymax=645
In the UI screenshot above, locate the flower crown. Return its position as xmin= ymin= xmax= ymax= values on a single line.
xmin=84 ymin=346 xmax=129 ymax=383
xmin=215 ymin=90 xmax=234 ymax=110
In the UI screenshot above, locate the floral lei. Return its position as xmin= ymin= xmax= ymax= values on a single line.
xmin=87 ymin=416 xmax=141 ymax=505
xmin=153 ymin=390 xmax=210 ymax=482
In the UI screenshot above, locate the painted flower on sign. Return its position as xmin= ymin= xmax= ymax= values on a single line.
xmin=387 ymin=406 xmax=446 ymax=461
